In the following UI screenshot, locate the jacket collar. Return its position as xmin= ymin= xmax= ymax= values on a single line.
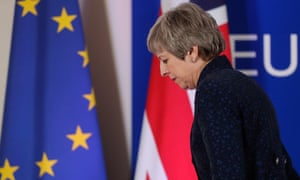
xmin=196 ymin=55 xmax=232 ymax=90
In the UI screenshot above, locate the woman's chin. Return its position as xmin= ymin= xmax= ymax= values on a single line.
xmin=179 ymin=84 xmax=188 ymax=90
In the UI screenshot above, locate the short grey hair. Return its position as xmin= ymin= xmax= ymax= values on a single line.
xmin=147 ymin=2 xmax=225 ymax=61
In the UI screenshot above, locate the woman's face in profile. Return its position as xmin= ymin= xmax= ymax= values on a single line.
xmin=156 ymin=50 xmax=197 ymax=89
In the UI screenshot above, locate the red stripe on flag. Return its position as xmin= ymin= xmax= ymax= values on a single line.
xmin=219 ymin=23 xmax=232 ymax=62
xmin=146 ymin=56 xmax=198 ymax=179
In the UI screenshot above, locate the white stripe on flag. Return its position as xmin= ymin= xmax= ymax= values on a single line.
xmin=134 ymin=111 xmax=168 ymax=180
xmin=187 ymin=90 xmax=196 ymax=114
xmin=207 ymin=5 xmax=228 ymax=26
xmin=161 ymin=0 xmax=188 ymax=13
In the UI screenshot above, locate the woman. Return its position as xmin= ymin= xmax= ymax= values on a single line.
xmin=147 ymin=2 xmax=299 ymax=179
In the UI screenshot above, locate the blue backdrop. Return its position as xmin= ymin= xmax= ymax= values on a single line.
xmin=132 ymin=0 xmax=300 ymax=175
xmin=227 ymin=0 xmax=300 ymax=172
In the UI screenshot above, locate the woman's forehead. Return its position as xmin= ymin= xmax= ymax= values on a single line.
xmin=156 ymin=49 xmax=173 ymax=58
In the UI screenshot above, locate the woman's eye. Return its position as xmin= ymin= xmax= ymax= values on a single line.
xmin=162 ymin=59 xmax=168 ymax=64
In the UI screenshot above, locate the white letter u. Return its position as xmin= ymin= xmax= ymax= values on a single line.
xmin=263 ymin=34 xmax=298 ymax=77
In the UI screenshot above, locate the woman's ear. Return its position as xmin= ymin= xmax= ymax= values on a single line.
xmin=184 ymin=45 xmax=199 ymax=62
xmin=190 ymin=45 xmax=199 ymax=63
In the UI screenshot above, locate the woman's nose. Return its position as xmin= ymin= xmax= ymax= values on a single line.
xmin=161 ymin=70 xmax=169 ymax=77
xmin=160 ymin=64 xmax=168 ymax=77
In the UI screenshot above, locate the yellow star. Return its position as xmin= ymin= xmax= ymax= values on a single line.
xmin=78 ymin=48 xmax=90 ymax=67
xmin=17 ymin=0 xmax=40 ymax=17
xmin=52 ymin=7 xmax=77 ymax=33
xmin=83 ymin=88 xmax=96 ymax=111
xmin=0 ymin=159 xmax=19 ymax=180
xmin=35 ymin=152 xmax=58 ymax=177
xmin=66 ymin=125 xmax=92 ymax=151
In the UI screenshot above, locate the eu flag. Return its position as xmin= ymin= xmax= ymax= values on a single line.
xmin=0 ymin=0 xmax=107 ymax=179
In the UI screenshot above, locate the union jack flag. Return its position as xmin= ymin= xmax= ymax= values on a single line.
xmin=133 ymin=0 xmax=231 ymax=179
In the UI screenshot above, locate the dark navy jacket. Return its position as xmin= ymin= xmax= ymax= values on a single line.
xmin=191 ymin=55 xmax=299 ymax=179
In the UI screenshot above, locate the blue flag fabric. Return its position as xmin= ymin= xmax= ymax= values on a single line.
xmin=0 ymin=0 xmax=107 ymax=179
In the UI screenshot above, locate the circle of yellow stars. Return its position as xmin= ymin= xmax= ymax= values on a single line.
xmin=0 ymin=0 xmax=98 ymax=179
